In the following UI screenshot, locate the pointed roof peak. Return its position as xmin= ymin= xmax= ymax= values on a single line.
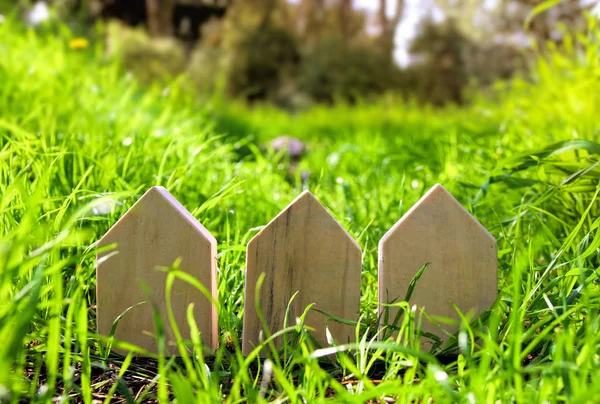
xmin=98 ymin=186 xmax=216 ymax=246
xmin=418 ymin=183 xmax=470 ymax=211
xmin=280 ymin=189 xmax=325 ymax=210
xmin=250 ymin=190 xmax=361 ymax=251
xmin=424 ymin=183 xmax=476 ymax=213
xmin=381 ymin=183 xmax=495 ymax=245
xmin=135 ymin=185 xmax=174 ymax=204
xmin=295 ymin=189 xmax=317 ymax=201
xmin=423 ymin=183 xmax=453 ymax=199
xmin=430 ymin=182 xmax=447 ymax=193
xmin=146 ymin=185 xmax=167 ymax=195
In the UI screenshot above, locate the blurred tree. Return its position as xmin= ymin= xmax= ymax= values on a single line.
xmin=377 ymin=0 xmax=404 ymax=63
xmin=338 ymin=0 xmax=352 ymax=39
xmin=300 ymin=0 xmax=323 ymax=33
xmin=102 ymin=0 xmax=586 ymax=106
xmin=405 ymin=18 xmax=472 ymax=105
xmin=186 ymin=0 xmax=397 ymax=106
xmin=402 ymin=0 xmax=589 ymax=104
xmin=146 ymin=0 xmax=175 ymax=36
xmin=298 ymin=33 xmax=400 ymax=103
xmin=105 ymin=21 xmax=187 ymax=83
xmin=434 ymin=0 xmax=589 ymax=46
xmin=293 ymin=0 xmax=400 ymax=104
xmin=503 ymin=0 xmax=588 ymax=43
xmin=217 ymin=0 xmax=300 ymax=101
xmin=295 ymin=0 xmax=365 ymax=42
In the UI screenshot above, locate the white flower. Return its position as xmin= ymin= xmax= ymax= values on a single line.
xmin=25 ymin=2 xmax=50 ymax=26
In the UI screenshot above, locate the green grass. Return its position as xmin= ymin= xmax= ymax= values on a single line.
xmin=1 ymin=15 xmax=600 ymax=403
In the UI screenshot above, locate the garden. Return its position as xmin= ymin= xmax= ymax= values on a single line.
xmin=1 ymin=1 xmax=600 ymax=402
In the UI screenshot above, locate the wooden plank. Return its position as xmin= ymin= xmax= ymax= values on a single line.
xmin=242 ymin=191 xmax=362 ymax=356
xmin=379 ymin=184 xmax=497 ymax=349
xmin=96 ymin=186 xmax=217 ymax=355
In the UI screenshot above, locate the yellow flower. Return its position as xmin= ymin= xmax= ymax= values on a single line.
xmin=68 ymin=38 xmax=89 ymax=50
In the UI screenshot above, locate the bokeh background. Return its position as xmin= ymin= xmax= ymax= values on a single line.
xmin=2 ymin=0 xmax=598 ymax=107
xmin=2 ymin=2 xmax=600 ymax=402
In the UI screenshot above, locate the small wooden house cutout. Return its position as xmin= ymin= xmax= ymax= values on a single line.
xmin=96 ymin=186 xmax=217 ymax=355
xmin=242 ymin=191 xmax=362 ymax=355
xmin=379 ymin=184 xmax=497 ymax=348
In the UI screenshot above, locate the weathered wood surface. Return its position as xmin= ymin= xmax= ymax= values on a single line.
xmin=96 ymin=186 xmax=217 ymax=355
xmin=379 ymin=184 xmax=497 ymax=348
xmin=242 ymin=191 xmax=362 ymax=355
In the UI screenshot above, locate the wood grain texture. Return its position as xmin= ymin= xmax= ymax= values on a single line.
xmin=96 ymin=186 xmax=217 ymax=355
xmin=379 ymin=184 xmax=497 ymax=349
xmin=242 ymin=191 xmax=362 ymax=356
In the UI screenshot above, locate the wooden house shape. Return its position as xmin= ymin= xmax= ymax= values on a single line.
xmin=96 ymin=186 xmax=217 ymax=355
xmin=242 ymin=190 xmax=362 ymax=355
xmin=379 ymin=184 xmax=497 ymax=348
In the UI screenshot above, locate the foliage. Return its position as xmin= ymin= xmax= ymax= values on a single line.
xmin=404 ymin=17 xmax=528 ymax=105
xmin=407 ymin=0 xmax=591 ymax=104
xmin=1 ymin=14 xmax=600 ymax=403
xmin=404 ymin=18 xmax=472 ymax=105
xmin=298 ymin=34 xmax=400 ymax=103
xmin=181 ymin=0 xmax=402 ymax=106
xmin=105 ymin=21 xmax=187 ymax=84
xmin=225 ymin=23 xmax=300 ymax=102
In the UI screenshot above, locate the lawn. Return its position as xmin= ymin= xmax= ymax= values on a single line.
xmin=1 ymin=15 xmax=600 ymax=403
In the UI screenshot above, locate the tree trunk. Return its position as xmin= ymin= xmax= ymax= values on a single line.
xmin=379 ymin=24 xmax=396 ymax=64
xmin=338 ymin=0 xmax=353 ymax=40
xmin=146 ymin=0 xmax=175 ymax=37
xmin=300 ymin=0 xmax=324 ymax=39
xmin=258 ymin=0 xmax=278 ymax=30
xmin=377 ymin=0 xmax=404 ymax=64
